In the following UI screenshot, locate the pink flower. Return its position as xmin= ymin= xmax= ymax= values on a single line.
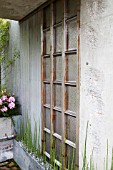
xmin=1 ymin=106 xmax=8 ymax=112
xmin=0 ymin=99 xmax=2 ymax=105
xmin=2 ymin=95 xmax=7 ymax=101
xmin=8 ymin=102 xmax=15 ymax=109
xmin=8 ymin=96 xmax=15 ymax=103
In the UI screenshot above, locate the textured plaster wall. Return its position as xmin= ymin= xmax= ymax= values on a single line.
xmin=7 ymin=12 xmax=42 ymax=146
xmin=80 ymin=0 xmax=113 ymax=169
xmin=7 ymin=20 xmax=20 ymax=97
xmin=19 ymin=12 xmax=42 ymax=139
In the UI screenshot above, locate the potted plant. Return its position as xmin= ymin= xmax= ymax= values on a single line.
xmin=0 ymin=87 xmax=21 ymax=162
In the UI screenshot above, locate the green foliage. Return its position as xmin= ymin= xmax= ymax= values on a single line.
xmin=18 ymin=118 xmax=113 ymax=170
xmin=82 ymin=122 xmax=113 ymax=170
xmin=90 ymin=150 xmax=94 ymax=170
xmin=19 ymin=116 xmax=75 ymax=170
xmin=0 ymin=19 xmax=20 ymax=82
xmin=111 ymin=149 xmax=113 ymax=170
xmin=106 ymin=140 xmax=108 ymax=170
xmin=19 ymin=116 xmax=41 ymax=156
xmin=0 ymin=18 xmax=9 ymax=61
xmin=82 ymin=121 xmax=89 ymax=170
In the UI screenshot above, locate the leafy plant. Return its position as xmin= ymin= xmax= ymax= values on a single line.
xmin=0 ymin=19 xmax=20 ymax=83
xmin=0 ymin=19 xmax=9 ymax=60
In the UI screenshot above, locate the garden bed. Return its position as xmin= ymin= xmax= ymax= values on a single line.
xmin=13 ymin=140 xmax=51 ymax=170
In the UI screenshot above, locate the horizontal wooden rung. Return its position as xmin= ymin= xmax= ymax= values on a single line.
xmin=43 ymin=104 xmax=50 ymax=109
xmin=53 ymin=81 xmax=62 ymax=85
xmin=65 ymin=81 xmax=76 ymax=86
xmin=53 ymin=52 xmax=62 ymax=56
xmin=53 ymin=21 xmax=62 ymax=28
xmin=54 ymin=159 xmax=62 ymax=167
xmin=53 ymin=106 xmax=62 ymax=112
xmin=44 ymin=153 xmax=62 ymax=167
xmin=53 ymin=133 xmax=62 ymax=140
xmin=65 ymin=49 xmax=77 ymax=54
xmin=43 ymin=27 xmax=50 ymax=32
xmin=65 ymin=139 xmax=76 ymax=148
xmin=43 ymin=80 xmax=50 ymax=84
xmin=44 ymin=151 xmax=50 ymax=159
xmin=43 ymin=54 xmax=50 ymax=58
xmin=44 ymin=128 xmax=50 ymax=134
xmin=66 ymin=15 xmax=77 ymax=22
xmin=65 ymin=110 xmax=76 ymax=117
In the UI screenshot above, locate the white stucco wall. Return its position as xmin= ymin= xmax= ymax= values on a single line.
xmin=80 ymin=0 xmax=113 ymax=169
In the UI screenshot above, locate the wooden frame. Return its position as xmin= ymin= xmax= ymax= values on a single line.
xmin=41 ymin=0 xmax=80 ymax=169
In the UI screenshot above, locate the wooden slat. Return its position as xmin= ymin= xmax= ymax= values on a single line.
xmin=53 ymin=106 xmax=62 ymax=112
xmin=43 ymin=27 xmax=50 ymax=32
xmin=43 ymin=104 xmax=51 ymax=109
xmin=53 ymin=52 xmax=62 ymax=56
xmin=44 ymin=151 xmax=62 ymax=168
xmin=65 ymin=81 xmax=76 ymax=86
xmin=43 ymin=54 xmax=50 ymax=58
xmin=54 ymin=159 xmax=62 ymax=167
xmin=65 ymin=139 xmax=76 ymax=148
xmin=65 ymin=110 xmax=76 ymax=117
xmin=66 ymin=15 xmax=77 ymax=22
xmin=44 ymin=128 xmax=50 ymax=134
xmin=53 ymin=133 xmax=62 ymax=140
xmin=44 ymin=151 xmax=51 ymax=159
xmin=43 ymin=80 xmax=50 ymax=84
xmin=65 ymin=49 xmax=77 ymax=54
xmin=53 ymin=80 xmax=62 ymax=85
xmin=53 ymin=21 xmax=62 ymax=28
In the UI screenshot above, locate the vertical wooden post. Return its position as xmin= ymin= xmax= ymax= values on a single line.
xmin=50 ymin=0 xmax=54 ymax=163
xmin=41 ymin=9 xmax=45 ymax=155
xmin=61 ymin=0 xmax=66 ymax=169
xmin=75 ymin=0 xmax=80 ymax=169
